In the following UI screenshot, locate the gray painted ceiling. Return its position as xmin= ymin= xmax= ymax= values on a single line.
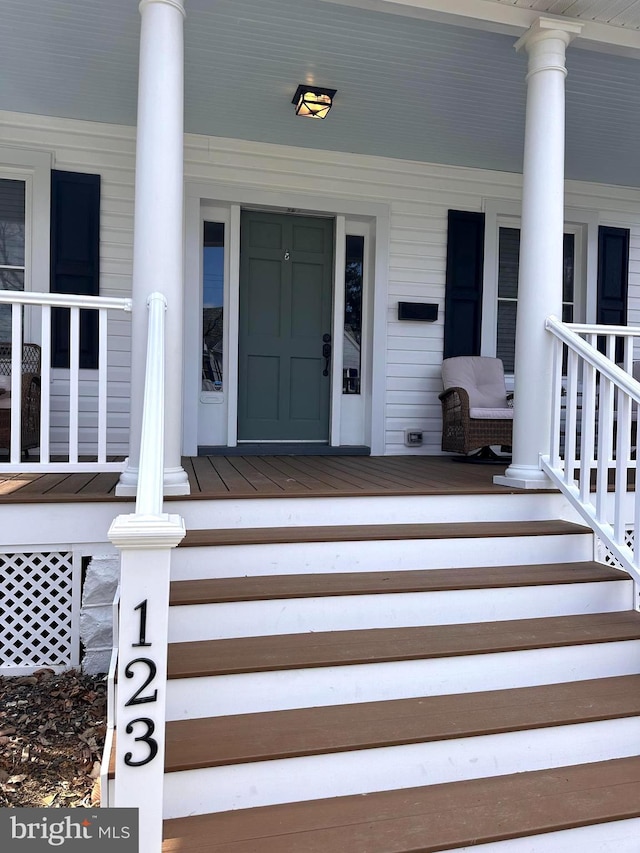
xmin=2 ymin=0 xmax=640 ymax=186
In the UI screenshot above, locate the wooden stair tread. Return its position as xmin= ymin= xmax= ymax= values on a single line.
xmin=169 ymin=561 xmax=626 ymax=604
xmin=179 ymin=519 xmax=590 ymax=548
xmin=167 ymin=611 xmax=640 ymax=678
xmin=162 ymin=755 xmax=640 ymax=852
xmin=162 ymin=675 xmax=640 ymax=772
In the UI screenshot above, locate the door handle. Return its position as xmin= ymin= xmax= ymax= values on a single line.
xmin=322 ymin=333 xmax=331 ymax=377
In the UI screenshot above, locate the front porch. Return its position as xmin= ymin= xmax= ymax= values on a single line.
xmin=0 ymin=455 xmax=521 ymax=503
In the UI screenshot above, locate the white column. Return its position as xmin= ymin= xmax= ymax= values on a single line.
xmin=495 ymin=17 xmax=582 ymax=490
xmin=117 ymin=0 xmax=190 ymax=496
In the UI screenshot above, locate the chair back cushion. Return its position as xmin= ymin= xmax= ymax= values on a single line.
xmin=442 ymin=356 xmax=509 ymax=409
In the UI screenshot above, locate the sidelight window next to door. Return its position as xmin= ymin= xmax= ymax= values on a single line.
xmin=202 ymin=221 xmax=225 ymax=392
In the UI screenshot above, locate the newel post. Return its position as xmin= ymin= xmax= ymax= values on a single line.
xmin=108 ymin=513 xmax=185 ymax=852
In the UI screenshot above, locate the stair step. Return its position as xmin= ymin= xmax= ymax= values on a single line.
xmin=169 ymin=561 xmax=625 ymax=604
xmin=161 ymin=755 xmax=640 ymax=852
xmin=179 ymin=519 xmax=590 ymax=548
xmin=167 ymin=611 xmax=640 ymax=679
xmin=162 ymin=675 xmax=640 ymax=773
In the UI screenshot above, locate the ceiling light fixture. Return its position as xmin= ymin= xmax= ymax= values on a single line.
xmin=292 ymin=85 xmax=337 ymax=119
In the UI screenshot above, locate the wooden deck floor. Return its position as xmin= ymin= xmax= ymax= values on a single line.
xmin=0 ymin=455 xmax=526 ymax=504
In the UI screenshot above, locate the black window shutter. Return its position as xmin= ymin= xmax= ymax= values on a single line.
xmin=597 ymin=225 xmax=629 ymax=327
xmin=444 ymin=210 xmax=485 ymax=359
xmin=50 ymin=170 xmax=100 ymax=369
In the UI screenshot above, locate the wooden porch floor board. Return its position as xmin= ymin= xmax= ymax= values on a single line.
xmin=325 ymin=455 xmax=435 ymax=489
xmin=189 ymin=456 xmax=229 ymax=495
xmin=293 ymin=455 xmax=414 ymax=491
xmin=238 ymin=456 xmax=310 ymax=493
xmin=0 ymin=456 xmax=548 ymax=503
xmin=260 ymin=455 xmax=356 ymax=492
xmin=224 ymin=456 xmax=291 ymax=494
xmin=206 ymin=456 xmax=259 ymax=495
xmin=246 ymin=455 xmax=337 ymax=492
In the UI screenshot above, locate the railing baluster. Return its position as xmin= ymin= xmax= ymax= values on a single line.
xmin=596 ymin=372 xmax=614 ymax=524
xmin=69 ymin=307 xmax=80 ymax=464
xmin=39 ymin=305 xmax=51 ymax=463
xmin=98 ymin=309 xmax=108 ymax=464
xmin=549 ymin=335 xmax=563 ymax=470
xmin=580 ymin=335 xmax=597 ymax=505
xmin=10 ymin=304 xmax=23 ymax=465
xmin=564 ymin=348 xmax=578 ymax=488
xmin=614 ymin=339 xmax=634 ymax=545
xmin=634 ymin=461 xmax=640 ymax=586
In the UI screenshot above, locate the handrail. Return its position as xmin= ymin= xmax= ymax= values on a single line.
xmin=135 ymin=292 xmax=167 ymax=516
xmin=546 ymin=316 xmax=640 ymax=404
xmin=543 ymin=315 xmax=640 ymax=603
xmin=107 ymin=292 xmax=185 ymax=848
xmin=0 ymin=291 xmax=132 ymax=311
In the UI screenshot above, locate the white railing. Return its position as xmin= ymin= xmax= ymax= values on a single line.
xmin=108 ymin=293 xmax=185 ymax=850
xmin=543 ymin=316 xmax=640 ymax=606
xmin=0 ymin=290 xmax=132 ymax=472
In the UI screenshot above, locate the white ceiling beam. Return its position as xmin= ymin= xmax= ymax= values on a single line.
xmin=318 ymin=0 xmax=640 ymax=57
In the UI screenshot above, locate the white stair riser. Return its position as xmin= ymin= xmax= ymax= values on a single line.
xmin=161 ymin=717 xmax=640 ymax=817
xmin=453 ymin=818 xmax=640 ymax=853
xmin=177 ymin=492 xmax=577 ymax=530
xmin=168 ymin=581 xmax=632 ymax=641
xmin=165 ymin=640 xmax=640 ymax=720
xmin=171 ymin=534 xmax=593 ymax=580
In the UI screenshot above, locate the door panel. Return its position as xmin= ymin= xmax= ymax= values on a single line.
xmin=238 ymin=211 xmax=333 ymax=442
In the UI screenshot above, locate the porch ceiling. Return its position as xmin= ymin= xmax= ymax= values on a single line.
xmin=3 ymin=0 xmax=640 ymax=186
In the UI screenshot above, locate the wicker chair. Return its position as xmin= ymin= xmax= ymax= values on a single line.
xmin=0 ymin=343 xmax=41 ymax=455
xmin=439 ymin=356 xmax=513 ymax=455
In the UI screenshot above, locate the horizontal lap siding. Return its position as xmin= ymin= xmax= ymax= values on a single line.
xmin=1 ymin=111 xmax=640 ymax=455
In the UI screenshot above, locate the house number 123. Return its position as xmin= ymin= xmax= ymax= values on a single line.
xmin=123 ymin=599 xmax=159 ymax=767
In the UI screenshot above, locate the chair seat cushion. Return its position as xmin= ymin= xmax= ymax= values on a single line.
xmin=470 ymin=407 xmax=514 ymax=420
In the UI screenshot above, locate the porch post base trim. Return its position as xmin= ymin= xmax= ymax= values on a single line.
xmin=115 ymin=463 xmax=191 ymax=496
xmin=494 ymin=466 xmax=553 ymax=490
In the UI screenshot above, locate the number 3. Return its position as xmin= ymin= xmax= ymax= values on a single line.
xmin=124 ymin=718 xmax=158 ymax=767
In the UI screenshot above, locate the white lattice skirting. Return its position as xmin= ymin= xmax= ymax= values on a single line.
xmin=599 ymin=528 xmax=635 ymax=570
xmin=0 ymin=551 xmax=80 ymax=673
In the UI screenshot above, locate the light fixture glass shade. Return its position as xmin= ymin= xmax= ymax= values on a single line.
xmin=292 ymin=85 xmax=337 ymax=119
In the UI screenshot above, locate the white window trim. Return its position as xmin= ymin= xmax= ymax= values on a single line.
xmin=481 ymin=198 xmax=599 ymax=362
xmin=0 ymin=147 xmax=52 ymax=344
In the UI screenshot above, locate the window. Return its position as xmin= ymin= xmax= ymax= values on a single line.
xmin=497 ymin=227 xmax=576 ymax=373
xmin=343 ymin=234 xmax=364 ymax=394
xmin=0 ymin=178 xmax=26 ymax=341
xmin=202 ymin=221 xmax=225 ymax=392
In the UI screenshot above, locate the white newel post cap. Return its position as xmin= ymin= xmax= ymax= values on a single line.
xmin=108 ymin=513 xmax=186 ymax=551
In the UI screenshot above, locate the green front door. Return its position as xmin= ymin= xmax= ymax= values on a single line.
xmin=238 ymin=211 xmax=334 ymax=442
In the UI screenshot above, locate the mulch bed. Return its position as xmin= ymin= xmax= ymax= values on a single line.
xmin=0 ymin=669 xmax=107 ymax=808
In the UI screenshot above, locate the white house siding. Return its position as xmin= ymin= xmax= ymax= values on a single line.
xmin=1 ymin=110 xmax=640 ymax=455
